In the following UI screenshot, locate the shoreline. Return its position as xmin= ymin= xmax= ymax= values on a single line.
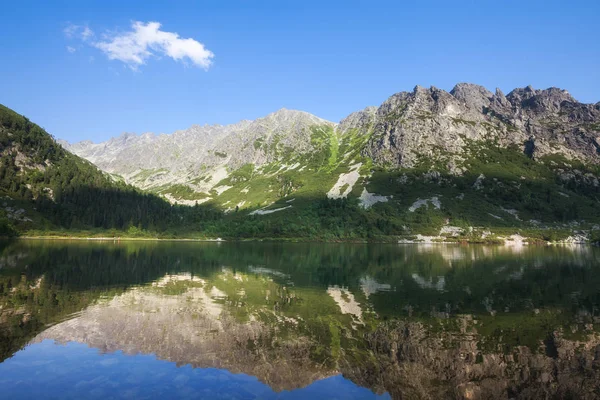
xmin=17 ymin=236 xmax=225 ymax=242
xmin=10 ymin=235 xmax=596 ymax=246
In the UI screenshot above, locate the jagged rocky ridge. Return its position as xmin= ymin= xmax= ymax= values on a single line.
xmin=64 ymin=84 xmax=600 ymax=203
xmin=343 ymin=83 xmax=600 ymax=167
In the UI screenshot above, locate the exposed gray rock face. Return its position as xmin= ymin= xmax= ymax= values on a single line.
xmin=63 ymin=109 xmax=334 ymax=194
xmin=355 ymin=84 xmax=600 ymax=167
xmin=337 ymin=106 xmax=378 ymax=133
xmin=211 ymin=108 xmax=332 ymax=170
xmin=450 ymin=82 xmax=494 ymax=112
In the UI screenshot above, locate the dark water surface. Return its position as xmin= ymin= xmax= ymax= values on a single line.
xmin=1 ymin=240 xmax=600 ymax=399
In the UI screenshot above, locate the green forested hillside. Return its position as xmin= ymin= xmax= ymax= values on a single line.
xmin=0 ymin=104 xmax=181 ymax=234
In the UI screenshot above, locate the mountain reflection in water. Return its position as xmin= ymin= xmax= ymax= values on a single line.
xmin=1 ymin=240 xmax=600 ymax=399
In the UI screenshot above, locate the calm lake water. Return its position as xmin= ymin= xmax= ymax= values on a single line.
xmin=1 ymin=240 xmax=600 ymax=399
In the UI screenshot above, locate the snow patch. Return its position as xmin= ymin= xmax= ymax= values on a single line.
xmin=359 ymin=188 xmax=390 ymax=209
xmin=327 ymin=163 xmax=362 ymax=199
xmin=249 ymin=205 xmax=292 ymax=216
xmin=163 ymin=194 xmax=209 ymax=206
xmin=408 ymin=196 xmax=441 ymax=212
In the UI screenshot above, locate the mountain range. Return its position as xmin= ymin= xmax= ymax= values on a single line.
xmin=62 ymin=83 xmax=600 ymax=209
xmin=2 ymin=83 xmax=600 ymax=241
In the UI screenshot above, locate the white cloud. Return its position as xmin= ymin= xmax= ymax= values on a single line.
xmin=93 ymin=21 xmax=214 ymax=70
xmin=64 ymin=23 xmax=94 ymax=41
xmin=64 ymin=24 xmax=77 ymax=38
xmin=66 ymin=46 xmax=76 ymax=53
xmin=81 ymin=26 xmax=94 ymax=41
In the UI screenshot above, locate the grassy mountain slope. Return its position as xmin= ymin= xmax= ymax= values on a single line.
xmin=191 ymin=130 xmax=600 ymax=242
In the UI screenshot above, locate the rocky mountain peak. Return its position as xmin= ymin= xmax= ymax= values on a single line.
xmin=506 ymin=86 xmax=578 ymax=116
xmin=412 ymin=84 xmax=427 ymax=93
xmin=450 ymin=83 xmax=494 ymax=112
xmin=491 ymin=88 xmax=511 ymax=109
xmin=259 ymin=108 xmax=334 ymax=127
xmin=338 ymin=106 xmax=377 ymax=134
xmin=234 ymin=108 xmax=335 ymax=150
xmin=105 ymin=132 xmax=140 ymax=147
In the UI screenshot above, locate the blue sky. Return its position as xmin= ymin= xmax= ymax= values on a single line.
xmin=1 ymin=0 xmax=598 ymax=143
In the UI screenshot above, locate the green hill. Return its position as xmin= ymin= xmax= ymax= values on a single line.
xmin=0 ymin=104 xmax=179 ymax=235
